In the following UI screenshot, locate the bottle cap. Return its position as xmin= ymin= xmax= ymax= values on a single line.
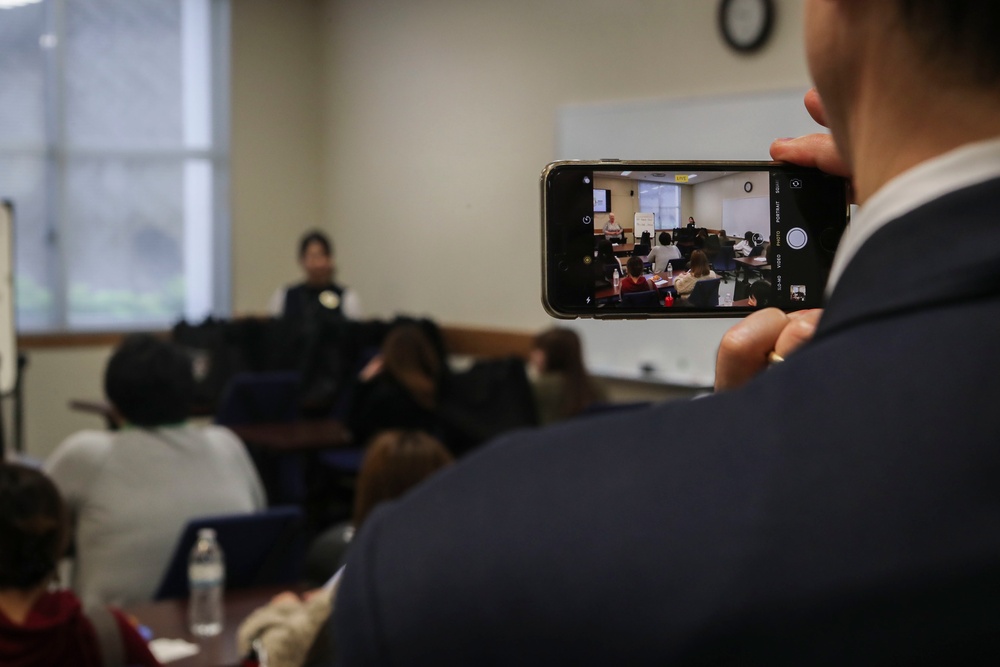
xmin=198 ymin=528 xmax=217 ymax=540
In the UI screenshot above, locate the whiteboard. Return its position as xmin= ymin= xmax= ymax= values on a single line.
xmin=722 ymin=196 xmax=769 ymax=240
xmin=555 ymin=88 xmax=826 ymax=386
xmin=0 ymin=201 xmax=14 ymax=393
xmin=633 ymin=212 xmax=655 ymax=243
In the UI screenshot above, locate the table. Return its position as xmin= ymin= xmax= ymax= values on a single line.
xmin=124 ymin=585 xmax=291 ymax=667
xmin=227 ymin=420 xmax=351 ymax=453
xmin=733 ymin=255 xmax=770 ymax=279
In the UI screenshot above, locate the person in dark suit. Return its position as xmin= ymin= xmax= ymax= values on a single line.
xmin=330 ymin=1 xmax=1000 ymax=664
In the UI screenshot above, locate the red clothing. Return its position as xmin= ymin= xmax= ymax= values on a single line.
xmin=620 ymin=275 xmax=651 ymax=293
xmin=0 ymin=590 xmax=160 ymax=667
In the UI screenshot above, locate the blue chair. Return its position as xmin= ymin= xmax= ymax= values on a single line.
xmin=214 ymin=372 xmax=306 ymax=504
xmin=214 ymin=371 xmax=302 ymax=426
xmin=620 ymin=289 xmax=663 ymax=308
xmin=667 ymin=257 xmax=688 ymax=273
xmin=153 ymin=505 xmax=305 ymax=600
xmin=713 ymin=245 xmax=738 ymax=282
xmin=687 ymin=277 xmax=722 ymax=308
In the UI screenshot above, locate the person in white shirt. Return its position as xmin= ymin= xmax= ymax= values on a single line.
xmin=643 ymin=231 xmax=682 ymax=273
xmin=601 ymin=212 xmax=624 ymax=243
xmin=45 ymin=335 xmax=266 ymax=606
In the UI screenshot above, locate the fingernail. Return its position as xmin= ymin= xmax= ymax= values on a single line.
xmin=773 ymin=137 xmax=795 ymax=143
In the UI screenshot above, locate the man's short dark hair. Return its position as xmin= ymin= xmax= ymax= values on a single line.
xmin=104 ymin=334 xmax=195 ymax=427
xmin=659 ymin=232 xmax=672 ymax=246
xmin=749 ymin=280 xmax=771 ymax=307
xmin=299 ymin=230 xmax=333 ymax=259
xmin=898 ymin=0 xmax=1000 ymax=83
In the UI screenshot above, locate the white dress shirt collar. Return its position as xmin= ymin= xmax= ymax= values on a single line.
xmin=827 ymin=135 xmax=1000 ymax=294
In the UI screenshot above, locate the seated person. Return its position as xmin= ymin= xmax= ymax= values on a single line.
xmin=602 ymin=212 xmax=624 ymax=243
xmin=347 ymin=324 xmax=444 ymax=449
xmin=239 ymin=430 xmax=453 ymax=665
xmin=45 ymin=335 xmax=266 ymax=606
xmin=733 ymin=231 xmax=757 ymax=256
xmin=269 ymin=229 xmax=362 ymax=320
xmin=593 ymin=240 xmax=623 ymax=286
xmin=673 ymin=250 xmax=719 ymax=297
xmin=748 ymin=279 xmax=772 ymax=308
xmin=643 ymin=232 xmax=682 ymax=273
xmin=528 ymin=328 xmax=606 ymax=425
xmin=0 ymin=462 xmax=161 ymax=666
xmin=619 ymin=256 xmax=652 ymax=294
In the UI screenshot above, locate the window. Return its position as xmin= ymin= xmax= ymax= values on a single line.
xmin=0 ymin=0 xmax=230 ymax=331
xmin=638 ymin=181 xmax=680 ymax=231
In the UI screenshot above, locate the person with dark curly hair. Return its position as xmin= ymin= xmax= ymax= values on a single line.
xmin=45 ymin=334 xmax=265 ymax=607
xmin=0 ymin=462 xmax=160 ymax=666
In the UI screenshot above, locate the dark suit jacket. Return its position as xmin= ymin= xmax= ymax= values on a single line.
xmin=331 ymin=177 xmax=1000 ymax=665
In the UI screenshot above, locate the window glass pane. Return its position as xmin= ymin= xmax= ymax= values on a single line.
xmin=639 ymin=181 xmax=680 ymax=230
xmin=64 ymin=0 xmax=183 ymax=149
xmin=0 ymin=0 xmax=227 ymax=332
xmin=0 ymin=156 xmax=57 ymax=331
xmin=0 ymin=2 xmax=48 ymax=146
xmin=64 ymin=157 xmax=185 ymax=329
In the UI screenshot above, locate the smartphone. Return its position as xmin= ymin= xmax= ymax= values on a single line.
xmin=541 ymin=160 xmax=850 ymax=319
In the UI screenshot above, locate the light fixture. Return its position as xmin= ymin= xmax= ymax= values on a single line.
xmin=0 ymin=0 xmax=43 ymax=8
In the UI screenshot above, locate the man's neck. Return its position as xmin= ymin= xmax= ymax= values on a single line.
xmin=847 ymin=54 xmax=1000 ymax=204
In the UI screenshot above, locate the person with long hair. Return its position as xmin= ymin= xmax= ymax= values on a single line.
xmin=348 ymin=324 xmax=445 ymax=447
xmin=239 ymin=430 xmax=453 ymax=666
xmin=529 ymin=327 xmax=605 ymax=424
xmin=672 ymin=249 xmax=718 ymax=297
xmin=0 ymin=462 xmax=160 ymax=666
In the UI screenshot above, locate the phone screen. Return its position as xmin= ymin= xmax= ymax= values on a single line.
xmin=542 ymin=161 xmax=850 ymax=318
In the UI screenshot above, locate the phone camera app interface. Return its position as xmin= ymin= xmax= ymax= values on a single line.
xmin=545 ymin=164 xmax=847 ymax=314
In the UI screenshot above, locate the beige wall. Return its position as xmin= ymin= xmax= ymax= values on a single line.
xmin=593 ymin=177 xmax=636 ymax=236
xmin=230 ymin=0 xmax=327 ymax=316
xmin=321 ymin=0 xmax=809 ymax=329
xmin=18 ymin=0 xmax=812 ymax=459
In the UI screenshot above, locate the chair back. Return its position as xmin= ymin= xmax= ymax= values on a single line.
xmin=714 ymin=245 xmax=737 ymax=272
xmin=215 ymin=371 xmax=301 ymax=425
xmin=749 ymin=243 xmax=765 ymax=257
xmin=687 ymin=278 xmax=722 ymax=308
xmin=667 ymin=257 xmax=688 ymax=272
xmin=620 ymin=289 xmax=662 ymax=308
xmin=153 ymin=505 xmax=304 ymax=600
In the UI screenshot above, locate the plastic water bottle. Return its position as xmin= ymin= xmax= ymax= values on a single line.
xmin=612 ymin=268 xmax=620 ymax=290
xmin=188 ymin=528 xmax=225 ymax=637
xmin=666 ymin=263 xmax=673 ymax=280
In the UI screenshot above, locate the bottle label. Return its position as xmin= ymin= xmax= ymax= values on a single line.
xmin=189 ymin=563 xmax=224 ymax=588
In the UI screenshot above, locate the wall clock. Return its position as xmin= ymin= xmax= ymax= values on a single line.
xmin=718 ymin=0 xmax=774 ymax=53
xmin=744 ymin=181 xmax=753 ymax=193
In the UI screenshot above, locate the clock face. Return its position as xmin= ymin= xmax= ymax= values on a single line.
xmin=719 ymin=0 xmax=774 ymax=53
xmin=744 ymin=181 xmax=753 ymax=193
